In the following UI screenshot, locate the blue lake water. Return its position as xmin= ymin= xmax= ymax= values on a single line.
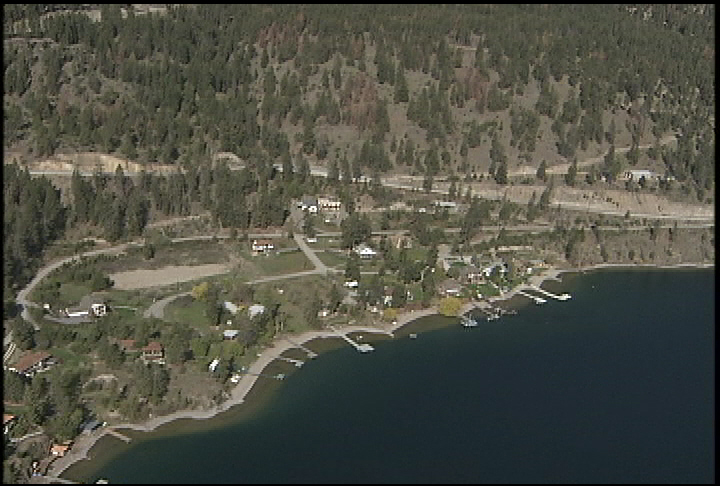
xmin=75 ymin=269 xmax=714 ymax=483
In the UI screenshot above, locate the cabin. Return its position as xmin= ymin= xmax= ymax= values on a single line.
xmin=9 ymin=351 xmax=54 ymax=378
xmin=141 ymin=341 xmax=164 ymax=364
xmin=251 ymin=239 xmax=275 ymax=254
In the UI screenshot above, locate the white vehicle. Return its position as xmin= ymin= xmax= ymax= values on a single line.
xmin=306 ymin=237 xmax=318 ymax=243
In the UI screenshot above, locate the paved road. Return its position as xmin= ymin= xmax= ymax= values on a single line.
xmin=143 ymin=292 xmax=191 ymax=320
xmin=293 ymin=232 xmax=329 ymax=273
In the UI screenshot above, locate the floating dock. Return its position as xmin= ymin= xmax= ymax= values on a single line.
xmin=283 ymin=337 xmax=318 ymax=358
xmin=330 ymin=327 xmax=374 ymax=352
xmin=107 ymin=429 xmax=132 ymax=443
xmin=460 ymin=315 xmax=479 ymax=327
xmin=529 ymin=285 xmax=571 ymax=301
xmin=517 ymin=290 xmax=546 ymax=304
xmin=239 ymin=367 xmax=285 ymax=380
xmin=277 ymin=356 xmax=304 ymax=367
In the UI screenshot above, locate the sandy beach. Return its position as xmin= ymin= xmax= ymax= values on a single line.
xmin=46 ymin=262 xmax=712 ymax=480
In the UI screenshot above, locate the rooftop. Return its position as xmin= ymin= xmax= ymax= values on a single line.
xmin=11 ymin=351 xmax=51 ymax=374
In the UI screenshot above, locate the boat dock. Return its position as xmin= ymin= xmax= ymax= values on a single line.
xmin=107 ymin=429 xmax=132 ymax=443
xmin=35 ymin=476 xmax=80 ymax=484
xmin=283 ymin=337 xmax=318 ymax=358
xmin=239 ymin=367 xmax=286 ymax=380
xmin=330 ymin=326 xmax=374 ymax=353
xmin=517 ymin=290 xmax=546 ymax=304
xmin=277 ymin=356 xmax=304 ymax=367
xmin=460 ymin=315 xmax=478 ymax=327
xmin=529 ymin=285 xmax=571 ymax=301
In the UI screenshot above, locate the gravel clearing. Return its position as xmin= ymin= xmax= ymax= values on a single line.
xmin=110 ymin=263 xmax=232 ymax=290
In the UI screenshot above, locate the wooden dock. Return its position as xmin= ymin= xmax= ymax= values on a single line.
xmin=107 ymin=428 xmax=132 ymax=443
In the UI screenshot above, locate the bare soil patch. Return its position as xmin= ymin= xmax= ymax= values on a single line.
xmin=110 ymin=264 xmax=233 ymax=290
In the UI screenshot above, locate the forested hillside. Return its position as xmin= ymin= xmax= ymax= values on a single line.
xmin=2 ymin=4 xmax=715 ymax=304
xmin=4 ymin=4 xmax=714 ymax=189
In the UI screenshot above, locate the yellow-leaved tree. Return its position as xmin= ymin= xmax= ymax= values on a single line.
xmin=191 ymin=281 xmax=210 ymax=301
xmin=438 ymin=296 xmax=463 ymax=317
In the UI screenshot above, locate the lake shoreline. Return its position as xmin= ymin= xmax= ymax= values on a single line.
xmin=51 ymin=261 xmax=713 ymax=481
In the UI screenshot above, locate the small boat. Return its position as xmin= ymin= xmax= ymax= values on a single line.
xmin=409 ymin=333 xmax=418 ymax=339
xmin=460 ymin=315 xmax=478 ymax=328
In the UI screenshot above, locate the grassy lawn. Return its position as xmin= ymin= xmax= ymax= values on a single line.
xmin=253 ymin=251 xmax=313 ymax=275
xmin=58 ymin=282 xmax=92 ymax=305
xmin=315 ymin=250 xmax=347 ymax=268
xmin=165 ymin=296 xmax=212 ymax=330
xmin=49 ymin=346 xmax=89 ymax=368
xmin=405 ymin=247 xmax=429 ymax=262
xmin=473 ymin=282 xmax=501 ymax=298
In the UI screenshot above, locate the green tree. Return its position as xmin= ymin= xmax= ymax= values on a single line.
xmin=345 ymin=252 xmax=361 ymax=281
xmin=565 ymin=158 xmax=578 ymax=186
xmin=536 ymin=160 xmax=547 ymax=182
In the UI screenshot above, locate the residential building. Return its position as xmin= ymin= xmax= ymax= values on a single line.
xmin=318 ymin=196 xmax=341 ymax=211
xmin=223 ymin=301 xmax=240 ymax=315
xmin=141 ymin=341 xmax=164 ymax=364
xmin=4 ymin=414 xmax=17 ymax=435
xmin=299 ymin=196 xmax=318 ymax=213
xmin=251 ymin=239 xmax=275 ymax=253
xmin=624 ymin=169 xmax=656 ymax=181
xmin=9 ymin=351 xmax=53 ymax=378
xmin=248 ymin=304 xmax=266 ymax=318
xmin=50 ymin=443 xmax=71 ymax=457
xmin=90 ymin=303 xmax=108 ymax=317
xmin=223 ymin=330 xmax=240 ymax=340
xmin=438 ymin=279 xmax=463 ymax=297
xmin=456 ymin=265 xmax=484 ymax=284
xmin=117 ymin=339 xmax=137 ymax=353
xmin=354 ymin=243 xmax=377 ymax=259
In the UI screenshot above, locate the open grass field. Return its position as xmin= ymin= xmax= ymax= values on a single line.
xmin=165 ymin=295 xmax=211 ymax=330
xmin=315 ymin=250 xmax=347 ymax=268
xmin=252 ymin=251 xmax=313 ymax=275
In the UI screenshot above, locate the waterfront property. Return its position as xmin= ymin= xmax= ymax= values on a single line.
xmin=51 ymin=443 xmax=72 ymax=458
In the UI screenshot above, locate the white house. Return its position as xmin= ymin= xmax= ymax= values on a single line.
xmin=248 ymin=304 xmax=266 ymax=318
xmin=223 ymin=301 xmax=240 ymax=315
xmin=90 ymin=303 xmax=107 ymax=317
xmin=354 ymin=243 xmax=377 ymax=259
xmin=300 ymin=196 xmax=318 ymax=213
xmin=208 ymin=358 xmax=220 ymax=372
xmin=624 ymin=169 xmax=656 ymax=181
xmin=223 ymin=330 xmax=240 ymax=340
